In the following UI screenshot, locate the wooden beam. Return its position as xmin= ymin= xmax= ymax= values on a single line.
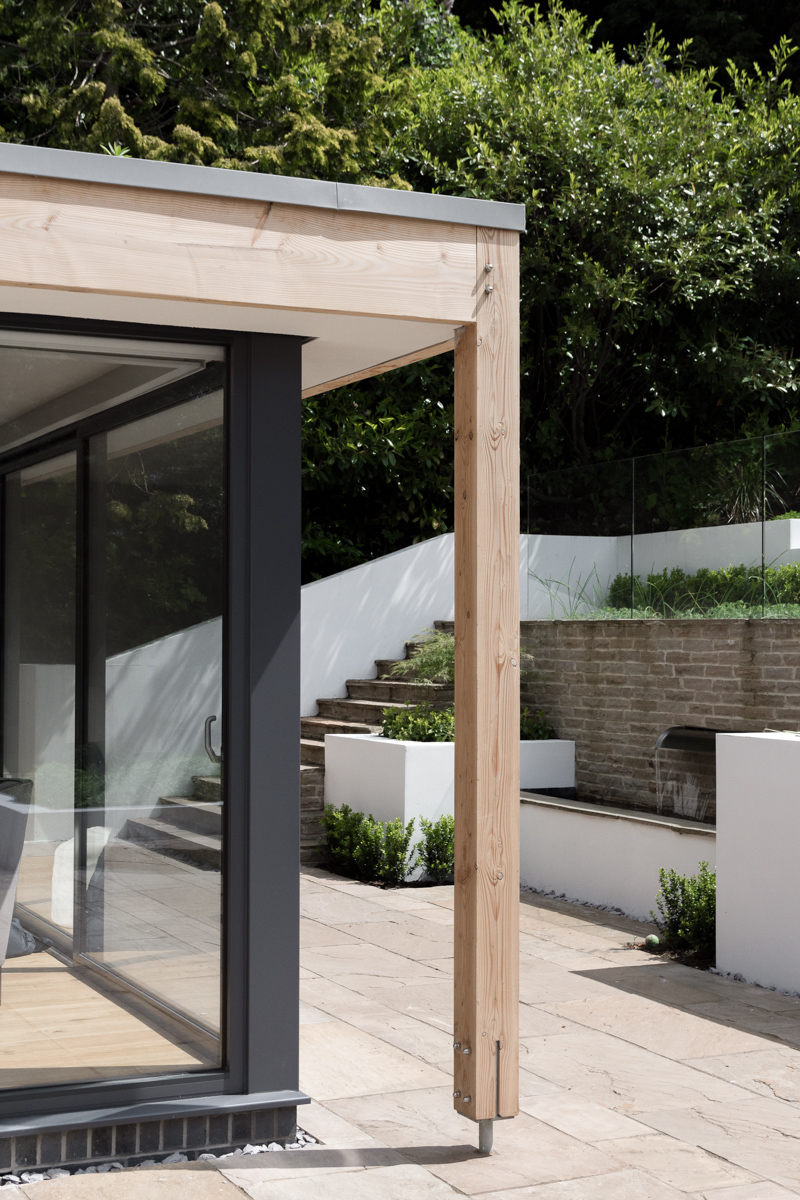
xmin=453 ymin=228 xmax=520 ymax=1122
xmin=0 ymin=175 xmax=476 ymax=325
xmin=301 ymin=338 xmax=454 ymax=398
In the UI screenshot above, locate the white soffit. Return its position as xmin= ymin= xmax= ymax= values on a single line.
xmin=0 ymin=287 xmax=456 ymax=394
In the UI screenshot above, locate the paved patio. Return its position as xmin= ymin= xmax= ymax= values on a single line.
xmin=8 ymin=865 xmax=800 ymax=1197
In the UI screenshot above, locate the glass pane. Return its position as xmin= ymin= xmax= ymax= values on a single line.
xmin=525 ymin=461 xmax=632 ymax=617
xmin=0 ymin=331 xmax=223 ymax=455
xmin=4 ymin=455 xmax=78 ymax=1086
xmin=764 ymin=430 xmax=800 ymax=616
xmin=631 ymin=442 xmax=764 ymax=618
xmin=81 ymin=391 xmax=225 ymax=1049
xmin=1 ymin=338 xmax=225 ymax=1093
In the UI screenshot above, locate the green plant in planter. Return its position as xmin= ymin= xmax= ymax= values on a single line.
xmin=651 ymin=861 xmax=716 ymax=957
xmin=520 ymin=707 xmax=555 ymax=740
xmin=389 ymin=628 xmax=454 ymax=684
xmin=417 ymin=814 xmax=455 ymax=883
xmin=381 ymin=703 xmax=455 ymax=742
xmin=321 ymin=804 xmax=416 ymax=886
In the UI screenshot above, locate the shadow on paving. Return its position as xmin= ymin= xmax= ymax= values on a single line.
xmin=219 ymin=1146 xmax=479 ymax=1171
xmin=573 ymin=962 xmax=800 ymax=1048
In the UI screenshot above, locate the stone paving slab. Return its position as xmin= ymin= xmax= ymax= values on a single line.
xmin=16 ymin=1163 xmax=239 ymax=1198
xmin=18 ymin=867 xmax=800 ymax=1198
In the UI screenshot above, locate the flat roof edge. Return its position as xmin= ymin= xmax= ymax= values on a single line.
xmin=0 ymin=142 xmax=526 ymax=231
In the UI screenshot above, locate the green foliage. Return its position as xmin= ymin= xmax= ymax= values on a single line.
xmin=520 ymin=707 xmax=555 ymax=740
xmin=0 ymin=0 xmax=451 ymax=185
xmin=321 ymin=805 xmax=453 ymax=885
xmin=651 ymin=861 xmax=716 ymax=957
xmin=320 ymin=803 xmax=365 ymax=877
xmin=380 ymin=816 xmax=417 ymax=886
xmin=320 ymin=804 xmax=415 ymax=885
xmin=772 ymin=511 xmax=800 ymax=520
xmin=381 ymin=703 xmax=455 ymax=742
xmin=391 ymin=3 xmax=800 ymax=475
xmin=301 ymin=360 xmax=454 ymax=580
xmin=608 ymin=560 xmax=800 ymax=618
xmin=416 ymin=814 xmax=454 ymax=883
xmin=390 ymin=628 xmax=455 ymax=684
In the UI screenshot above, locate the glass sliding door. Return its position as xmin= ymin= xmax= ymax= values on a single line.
xmin=0 ymin=332 xmax=226 ymax=1092
xmin=78 ymin=393 xmax=225 ymax=1040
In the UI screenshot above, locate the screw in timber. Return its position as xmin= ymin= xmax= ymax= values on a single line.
xmin=453 ymin=1042 xmax=461 ymax=1050
xmin=462 ymin=1047 xmax=472 ymax=1056
xmin=464 ymin=1095 xmax=472 ymax=1104
xmin=453 ymin=1090 xmax=461 ymax=1098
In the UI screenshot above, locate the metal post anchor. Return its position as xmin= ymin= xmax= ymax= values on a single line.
xmin=478 ymin=1119 xmax=494 ymax=1155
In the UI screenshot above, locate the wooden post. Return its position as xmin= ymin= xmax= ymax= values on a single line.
xmin=453 ymin=227 xmax=520 ymax=1122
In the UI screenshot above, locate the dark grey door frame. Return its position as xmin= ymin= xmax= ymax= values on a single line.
xmin=226 ymin=333 xmax=302 ymax=1096
xmin=0 ymin=315 xmax=306 ymax=1123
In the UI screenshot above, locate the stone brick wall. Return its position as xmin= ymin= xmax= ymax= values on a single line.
xmin=520 ymin=619 xmax=800 ymax=824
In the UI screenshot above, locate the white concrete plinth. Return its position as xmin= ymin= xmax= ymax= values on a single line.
xmin=324 ymin=734 xmax=453 ymax=827
xmin=717 ymin=731 xmax=800 ymax=993
xmin=520 ymin=795 xmax=715 ymax=922
xmin=324 ymin=734 xmax=575 ymax=826
xmin=520 ymin=739 xmax=574 ymax=791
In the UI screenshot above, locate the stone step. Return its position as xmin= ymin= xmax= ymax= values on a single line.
xmin=192 ymin=775 xmax=222 ymax=803
xmin=345 ymin=678 xmax=453 ymax=705
xmin=301 ymin=715 xmax=380 ymax=740
xmin=123 ymin=816 xmax=220 ymax=870
xmin=301 ymin=763 xmax=324 ymax=809
xmin=157 ymin=796 xmax=222 ymax=837
xmin=315 ymin=697 xmax=409 ymax=724
xmin=301 ymin=738 xmax=325 ymax=766
xmin=374 ymin=658 xmax=412 ymax=679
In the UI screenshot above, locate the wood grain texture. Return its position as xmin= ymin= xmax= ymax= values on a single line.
xmin=453 ymin=228 xmax=520 ymax=1121
xmin=301 ymin=338 xmax=454 ymax=398
xmin=0 ymin=175 xmax=476 ymax=325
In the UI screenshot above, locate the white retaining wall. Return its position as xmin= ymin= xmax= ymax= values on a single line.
xmin=301 ymin=520 xmax=800 ymax=714
xmin=519 ymin=796 xmax=716 ymax=923
xmin=716 ymin=732 xmax=800 ymax=993
xmin=301 ymin=534 xmax=463 ymax=715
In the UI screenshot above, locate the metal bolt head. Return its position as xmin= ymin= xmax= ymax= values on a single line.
xmin=453 ymin=1090 xmax=461 ymax=1098
xmin=462 ymin=1046 xmax=472 ymax=1055
xmin=464 ymin=1095 xmax=472 ymax=1103
xmin=453 ymin=1041 xmax=461 ymax=1050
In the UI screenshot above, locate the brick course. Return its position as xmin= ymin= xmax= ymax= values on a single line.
xmin=520 ymin=618 xmax=800 ymax=823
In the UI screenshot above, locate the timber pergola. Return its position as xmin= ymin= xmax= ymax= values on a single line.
xmin=0 ymin=143 xmax=523 ymax=1159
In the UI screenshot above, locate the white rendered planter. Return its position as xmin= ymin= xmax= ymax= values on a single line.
xmin=324 ymin=734 xmax=575 ymax=827
xmin=716 ymin=731 xmax=800 ymax=993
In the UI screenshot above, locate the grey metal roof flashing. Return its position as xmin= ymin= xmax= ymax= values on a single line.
xmin=0 ymin=142 xmax=526 ymax=232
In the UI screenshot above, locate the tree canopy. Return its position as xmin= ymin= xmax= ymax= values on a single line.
xmin=455 ymin=0 xmax=800 ymax=87
xmin=394 ymin=4 xmax=800 ymax=470
xmin=1 ymin=1 xmax=799 ymax=578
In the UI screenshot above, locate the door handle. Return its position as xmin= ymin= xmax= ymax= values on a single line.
xmin=204 ymin=715 xmax=223 ymax=765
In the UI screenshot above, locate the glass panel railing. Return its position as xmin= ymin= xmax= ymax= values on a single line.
xmin=525 ymin=460 xmax=633 ymax=618
xmin=629 ymin=440 xmax=764 ymax=619
xmin=525 ymin=431 xmax=800 ymax=621
xmin=763 ymin=429 xmax=800 ymax=617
